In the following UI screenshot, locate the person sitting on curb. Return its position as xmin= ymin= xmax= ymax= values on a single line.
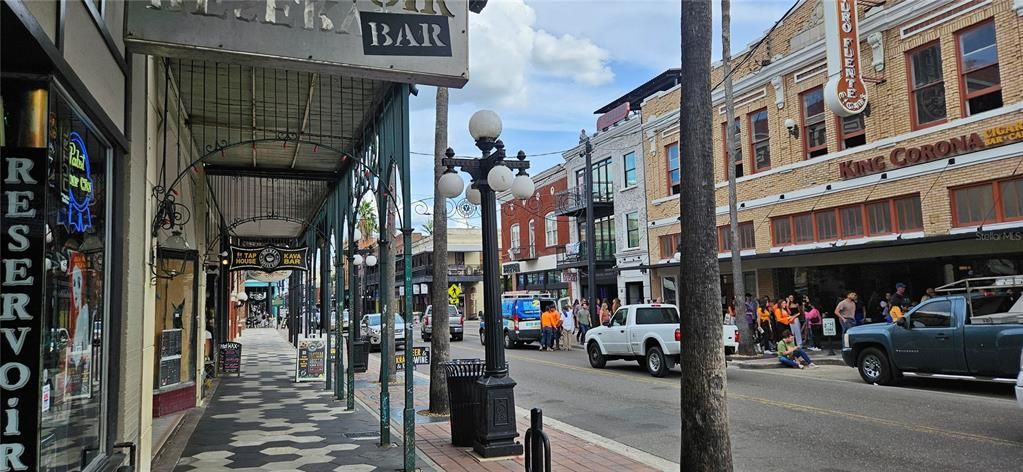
xmin=776 ymin=329 xmax=817 ymax=369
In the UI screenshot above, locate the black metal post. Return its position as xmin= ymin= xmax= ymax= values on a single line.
xmin=582 ymin=134 xmax=597 ymax=321
xmin=443 ymin=142 xmax=526 ymax=458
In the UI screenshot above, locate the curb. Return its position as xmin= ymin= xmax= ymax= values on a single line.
xmin=729 ymin=357 xmax=847 ymax=369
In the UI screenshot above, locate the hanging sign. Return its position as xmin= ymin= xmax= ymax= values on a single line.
xmin=296 ymin=338 xmax=327 ymax=382
xmin=395 ymin=346 xmax=431 ymax=370
xmin=218 ymin=342 xmax=243 ymax=375
xmin=1 ymin=147 xmax=47 ymax=471
xmin=247 ymin=269 xmax=293 ymax=283
xmin=125 ymin=0 xmax=469 ymax=88
xmin=229 ymin=245 xmax=308 ymax=272
xmin=61 ymin=131 xmax=95 ymax=233
xmin=823 ymin=0 xmax=868 ymax=117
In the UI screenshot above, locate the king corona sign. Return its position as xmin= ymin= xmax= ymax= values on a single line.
xmin=823 ymin=0 xmax=867 ymax=117
xmin=229 ymin=245 xmax=309 ymax=272
xmin=125 ymin=0 xmax=469 ymax=88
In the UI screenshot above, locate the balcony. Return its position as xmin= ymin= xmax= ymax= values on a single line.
xmin=556 ymin=242 xmax=616 ymax=269
xmin=411 ymin=264 xmax=483 ymax=282
xmin=553 ymin=185 xmax=614 ymax=218
xmin=507 ymin=245 xmax=537 ymax=261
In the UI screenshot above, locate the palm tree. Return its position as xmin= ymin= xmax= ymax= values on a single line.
xmin=358 ymin=200 xmax=377 ymax=242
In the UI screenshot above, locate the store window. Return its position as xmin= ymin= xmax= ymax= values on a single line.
xmin=748 ymin=109 xmax=771 ymax=172
xmin=956 ymin=21 xmax=1001 ymax=116
xmin=908 ymin=42 xmax=947 ymax=129
xmin=34 ymin=84 xmax=112 ymax=472
xmin=623 ymin=151 xmax=638 ymax=187
xmin=154 ymin=250 xmax=199 ymax=393
xmin=666 ymin=143 xmax=680 ymax=195
xmin=801 ymin=87 xmax=828 ymax=158
xmin=952 ymin=177 xmax=1022 ymax=226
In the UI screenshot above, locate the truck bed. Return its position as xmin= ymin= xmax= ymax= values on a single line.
xmin=971 ymin=313 xmax=1023 ymax=325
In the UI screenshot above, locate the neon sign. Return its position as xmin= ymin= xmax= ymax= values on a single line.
xmin=63 ymin=131 xmax=94 ymax=233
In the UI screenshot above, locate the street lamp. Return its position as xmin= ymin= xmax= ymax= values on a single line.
xmin=439 ymin=110 xmax=533 ymax=457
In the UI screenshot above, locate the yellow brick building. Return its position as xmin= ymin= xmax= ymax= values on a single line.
xmin=639 ymin=0 xmax=1023 ymax=314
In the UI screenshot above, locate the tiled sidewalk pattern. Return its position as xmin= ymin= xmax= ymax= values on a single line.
xmin=171 ymin=328 xmax=404 ymax=471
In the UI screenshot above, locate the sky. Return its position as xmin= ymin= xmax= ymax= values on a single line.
xmin=402 ymin=0 xmax=798 ymax=232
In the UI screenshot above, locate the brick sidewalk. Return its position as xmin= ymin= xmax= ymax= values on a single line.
xmin=354 ymin=355 xmax=668 ymax=472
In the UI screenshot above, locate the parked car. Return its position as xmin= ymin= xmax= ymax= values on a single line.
xmin=361 ymin=313 xmax=406 ymax=352
xmin=479 ymin=296 xmax=556 ymax=348
xmin=842 ymin=276 xmax=1023 ymax=386
xmin=584 ymin=304 xmax=739 ymax=377
xmin=1016 ymin=346 xmax=1023 ymax=409
xmin=421 ymin=304 xmax=463 ymax=341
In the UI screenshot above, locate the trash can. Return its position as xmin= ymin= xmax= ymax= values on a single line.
xmin=442 ymin=359 xmax=485 ymax=447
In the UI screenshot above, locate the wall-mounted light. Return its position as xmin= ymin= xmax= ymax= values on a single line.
xmin=784 ymin=118 xmax=799 ymax=138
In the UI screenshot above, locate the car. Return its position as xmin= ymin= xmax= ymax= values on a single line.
xmin=479 ymin=296 xmax=556 ymax=348
xmin=584 ymin=304 xmax=741 ymax=377
xmin=1016 ymin=346 xmax=1023 ymax=409
xmin=421 ymin=304 xmax=463 ymax=341
xmin=361 ymin=313 xmax=406 ymax=352
xmin=842 ymin=276 xmax=1023 ymax=386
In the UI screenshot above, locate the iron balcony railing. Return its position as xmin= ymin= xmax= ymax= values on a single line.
xmin=554 ymin=185 xmax=614 ymax=216
xmin=555 ymin=242 xmax=616 ymax=266
xmin=412 ymin=264 xmax=483 ymax=277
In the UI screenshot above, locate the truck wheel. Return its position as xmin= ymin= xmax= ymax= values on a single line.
xmin=857 ymin=347 xmax=896 ymax=385
xmin=587 ymin=342 xmax=606 ymax=368
xmin=504 ymin=332 xmax=515 ymax=350
xmin=646 ymin=346 xmax=669 ymax=377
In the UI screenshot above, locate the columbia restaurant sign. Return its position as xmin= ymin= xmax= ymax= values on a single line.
xmin=2 ymin=147 xmax=47 ymax=470
xmin=125 ymin=0 xmax=469 ymax=87
xmin=839 ymin=121 xmax=1023 ymax=179
xmin=823 ymin=0 xmax=868 ymax=117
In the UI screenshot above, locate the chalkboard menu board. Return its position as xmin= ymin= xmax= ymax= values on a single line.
xmin=218 ymin=342 xmax=242 ymax=375
xmin=296 ymin=338 xmax=326 ymax=382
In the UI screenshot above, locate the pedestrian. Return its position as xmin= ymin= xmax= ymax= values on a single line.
xmin=554 ymin=309 xmax=563 ymax=351
xmin=920 ymin=287 xmax=936 ymax=302
xmin=789 ymin=300 xmax=804 ymax=348
xmin=776 ymin=330 xmax=817 ymax=369
xmin=834 ymin=291 xmax=858 ymax=334
xmin=773 ymin=299 xmax=794 ymax=343
xmin=599 ymin=302 xmax=611 ymax=326
xmin=576 ymin=300 xmax=591 ymax=342
xmin=757 ymin=299 xmax=774 ymax=353
xmin=540 ymin=305 xmax=558 ymax=351
xmin=560 ymin=304 xmax=574 ymax=350
xmin=802 ymin=300 xmax=823 ymax=351
xmin=611 ymin=297 xmax=621 ymax=315
xmin=891 ymin=282 xmax=909 ymax=311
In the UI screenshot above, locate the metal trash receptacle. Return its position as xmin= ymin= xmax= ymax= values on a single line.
xmin=442 ymin=359 xmax=485 ymax=447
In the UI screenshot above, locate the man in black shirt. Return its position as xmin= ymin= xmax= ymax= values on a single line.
xmin=890 ymin=283 xmax=909 ymax=312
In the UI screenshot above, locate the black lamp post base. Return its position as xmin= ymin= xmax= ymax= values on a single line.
xmin=473 ymin=374 xmax=523 ymax=458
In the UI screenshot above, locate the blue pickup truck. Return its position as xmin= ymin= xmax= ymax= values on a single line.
xmin=842 ymin=276 xmax=1023 ymax=386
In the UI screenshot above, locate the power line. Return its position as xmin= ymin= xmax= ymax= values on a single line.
xmin=712 ymin=0 xmax=801 ymax=92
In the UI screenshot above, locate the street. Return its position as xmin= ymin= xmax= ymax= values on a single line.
xmin=405 ymin=320 xmax=1022 ymax=470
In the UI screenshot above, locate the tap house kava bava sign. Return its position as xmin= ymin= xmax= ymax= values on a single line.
xmin=228 ymin=245 xmax=308 ymax=272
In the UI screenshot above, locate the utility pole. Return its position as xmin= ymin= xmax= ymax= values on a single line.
xmin=678 ymin=0 xmax=734 ymax=470
xmin=721 ymin=0 xmax=753 ymax=355
xmin=429 ymin=87 xmax=451 ymax=414
xmin=581 ymin=131 xmax=597 ymax=325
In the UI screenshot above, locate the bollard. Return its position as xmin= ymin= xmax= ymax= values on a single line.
xmin=523 ymin=408 xmax=551 ymax=472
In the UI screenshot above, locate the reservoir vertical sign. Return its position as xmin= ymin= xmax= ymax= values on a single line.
xmin=1 ymin=147 xmax=47 ymax=471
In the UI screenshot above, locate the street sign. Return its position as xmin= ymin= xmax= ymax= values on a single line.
xmin=823 ymin=318 xmax=837 ymax=337
xmin=448 ymin=284 xmax=462 ymax=305
xmin=395 ymin=346 xmax=431 ymax=370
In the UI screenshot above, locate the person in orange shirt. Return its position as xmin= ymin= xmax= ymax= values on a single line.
xmin=540 ymin=305 xmax=558 ymax=351
xmin=773 ymin=299 xmax=792 ymax=342
xmin=757 ymin=301 xmax=774 ymax=352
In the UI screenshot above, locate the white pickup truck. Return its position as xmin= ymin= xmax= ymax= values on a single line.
xmin=584 ymin=304 xmax=739 ymax=377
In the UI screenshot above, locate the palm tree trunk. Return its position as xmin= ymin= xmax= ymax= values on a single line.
xmin=679 ymin=0 xmax=734 ymax=469
xmin=429 ymin=87 xmax=451 ymax=414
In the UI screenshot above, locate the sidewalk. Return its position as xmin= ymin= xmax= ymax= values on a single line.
xmin=164 ymin=328 xmax=405 ymax=471
xmin=727 ymin=350 xmax=846 ymax=369
xmin=355 ymin=355 xmax=674 ymax=472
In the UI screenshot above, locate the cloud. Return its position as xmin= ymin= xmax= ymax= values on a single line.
xmin=532 ymin=30 xmax=614 ymax=86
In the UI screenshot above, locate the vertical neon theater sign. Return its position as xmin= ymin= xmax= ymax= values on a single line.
xmin=63 ymin=131 xmax=94 ymax=233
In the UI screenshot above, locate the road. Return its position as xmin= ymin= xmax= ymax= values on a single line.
xmin=406 ymin=320 xmax=1023 ymax=470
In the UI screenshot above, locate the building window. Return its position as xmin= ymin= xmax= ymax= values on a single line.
xmin=154 ymin=251 xmax=199 ymax=391
xmin=623 ymin=151 xmax=637 ymax=187
xmin=773 ymin=195 xmax=924 ymax=245
xmin=527 ymin=219 xmax=536 ymax=256
xmin=722 ymin=118 xmax=743 ymax=179
xmin=801 ymin=87 xmax=828 ymax=158
xmin=666 ymin=143 xmax=680 ymax=195
xmin=592 ymin=158 xmax=613 ymax=200
xmin=659 ymin=233 xmax=681 ymax=259
xmin=626 ymin=212 xmax=641 ymax=248
xmin=952 ymin=177 xmax=1023 ymax=226
xmin=748 ymin=108 xmax=771 ymax=172
xmin=838 ymin=114 xmax=866 ymax=150
xmin=510 ymin=224 xmax=520 ymax=250
xmin=717 ymin=222 xmax=755 ymax=252
xmin=661 ymin=276 xmax=678 ymax=306
xmin=908 ymin=42 xmax=947 ymax=129
xmin=957 ymin=20 xmax=1002 ymax=116
xmin=544 ymin=212 xmax=557 ymax=246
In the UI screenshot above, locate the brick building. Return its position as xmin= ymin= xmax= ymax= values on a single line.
xmin=499 ymin=165 xmax=572 ymax=297
xmin=640 ymin=0 xmax=1023 ymax=314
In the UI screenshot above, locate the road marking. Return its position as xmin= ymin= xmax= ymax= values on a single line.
xmin=449 ymin=343 xmax=1023 ymax=449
